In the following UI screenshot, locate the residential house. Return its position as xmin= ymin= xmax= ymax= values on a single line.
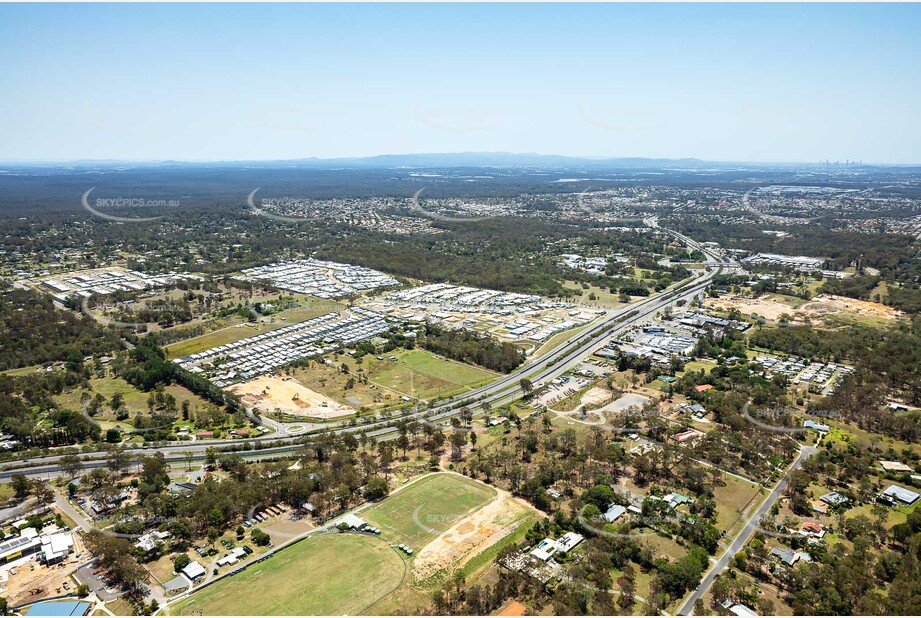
xmin=803 ymin=419 xmax=830 ymax=433
xmin=771 ymin=547 xmax=800 ymax=566
xmin=819 ymin=491 xmax=848 ymax=507
xmin=880 ymin=485 xmax=920 ymax=505
xmin=603 ymin=504 xmax=626 ymax=523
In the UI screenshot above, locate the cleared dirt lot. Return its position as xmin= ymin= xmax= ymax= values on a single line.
xmin=1 ymin=535 xmax=87 ymax=606
xmin=229 ymin=375 xmax=355 ymax=419
xmin=596 ymin=392 xmax=651 ymax=414
xmin=580 ymin=386 xmax=614 ymax=407
xmin=412 ymin=488 xmax=534 ymax=580
xmin=707 ymin=293 xmax=901 ymax=325
xmin=801 ymin=294 xmax=902 ymax=322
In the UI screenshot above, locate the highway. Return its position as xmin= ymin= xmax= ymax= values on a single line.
xmin=1 ymin=221 xmax=736 ymax=480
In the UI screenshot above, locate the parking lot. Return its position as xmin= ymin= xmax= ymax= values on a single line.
xmin=73 ymin=562 xmax=120 ymax=603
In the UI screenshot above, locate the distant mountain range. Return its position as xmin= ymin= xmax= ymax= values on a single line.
xmin=280 ymin=152 xmax=717 ymax=169
xmin=2 ymin=152 xmax=908 ymax=170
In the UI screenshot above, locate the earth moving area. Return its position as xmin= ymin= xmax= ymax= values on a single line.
xmin=228 ymin=375 xmax=355 ymax=419
xmin=707 ymin=293 xmax=902 ymax=326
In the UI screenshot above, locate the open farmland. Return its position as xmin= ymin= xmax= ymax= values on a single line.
xmin=363 ymin=473 xmax=497 ymax=549
xmin=169 ymin=533 xmax=404 ymax=616
xmin=363 ymin=348 xmax=497 ymax=400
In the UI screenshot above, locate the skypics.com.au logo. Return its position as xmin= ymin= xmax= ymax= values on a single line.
xmin=741 ymin=402 xmax=844 ymax=435
xmin=410 ymin=504 xmax=469 ymax=536
xmin=82 ymin=188 xmax=175 ymax=223
xmin=246 ymin=188 xmax=316 ymax=224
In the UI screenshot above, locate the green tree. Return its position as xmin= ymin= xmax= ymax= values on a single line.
xmin=11 ymin=474 xmax=30 ymax=499
xmin=60 ymin=453 xmax=83 ymax=479
xmin=519 ymin=378 xmax=534 ymax=396
xmin=364 ymin=476 xmax=390 ymax=501
xmin=173 ymin=553 xmax=191 ymax=571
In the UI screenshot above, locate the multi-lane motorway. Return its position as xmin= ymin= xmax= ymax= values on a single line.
xmin=1 ymin=221 xmax=735 ymax=481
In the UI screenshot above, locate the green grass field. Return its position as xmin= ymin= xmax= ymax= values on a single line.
xmin=563 ymin=280 xmax=626 ymax=308
xmin=166 ymin=323 xmax=276 ymax=359
xmin=1 ymin=364 xmax=45 ymax=376
xmin=170 ymin=533 xmax=404 ymax=616
xmin=362 ymin=473 xmax=497 ymax=549
xmin=712 ymin=473 xmax=764 ymax=531
xmin=827 ymin=420 xmax=921 ymax=456
xmin=680 ymin=359 xmax=718 ymax=376
xmin=364 ymin=349 xmax=496 ymax=400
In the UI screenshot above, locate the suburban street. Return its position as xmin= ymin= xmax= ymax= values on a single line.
xmin=676 ymin=443 xmax=820 ymax=615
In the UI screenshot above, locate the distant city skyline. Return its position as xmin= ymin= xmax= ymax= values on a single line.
xmin=1 ymin=3 xmax=919 ymax=164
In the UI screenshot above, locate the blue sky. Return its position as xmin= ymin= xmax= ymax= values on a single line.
xmin=1 ymin=3 xmax=919 ymax=164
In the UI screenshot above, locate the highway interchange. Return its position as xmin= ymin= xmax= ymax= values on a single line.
xmin=2 ymin=220 xmax=813 ymax=614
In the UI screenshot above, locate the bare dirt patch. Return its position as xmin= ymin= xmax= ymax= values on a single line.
xmin=707 ymin=293 xmax=901 ymax=325
xmin=229 ymin=375 xmax=354 ymax=419
xmin=802 ymin=294 xmax=902 ymax=322
xmin=707 ymin=296 xmax=799 ymax=321
xmin=596 ymin=392 xmax=651 ymax=414
xmin=1 ymin=535 xmax=87 ymax=606
xmin=412 ymin=489 xmax=533 ymax=580
xmin=581 ymin=386 xmax=614 ymax=407
xmin=263 ymin=517 xmax=317 ymax=542
xmin=550 ymin=391 xmax=651 ymax=427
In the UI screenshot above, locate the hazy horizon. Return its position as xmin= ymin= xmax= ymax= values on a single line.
xmin=0 ymin=151 xmax=912 ymax=168
xmin=2 ymin=3 xmax=919 ymax=164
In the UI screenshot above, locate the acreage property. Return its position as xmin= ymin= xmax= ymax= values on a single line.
xmin=169 ymin=533 xmax=404 ymax=616
xmin=363 ymin=473 xmax=497 ymax=549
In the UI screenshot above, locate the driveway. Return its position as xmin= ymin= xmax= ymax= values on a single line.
xmin=74 ymin=562 xmax=120 ymax=603
xmin=53 ymin=489 xmax=94 ymax=532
